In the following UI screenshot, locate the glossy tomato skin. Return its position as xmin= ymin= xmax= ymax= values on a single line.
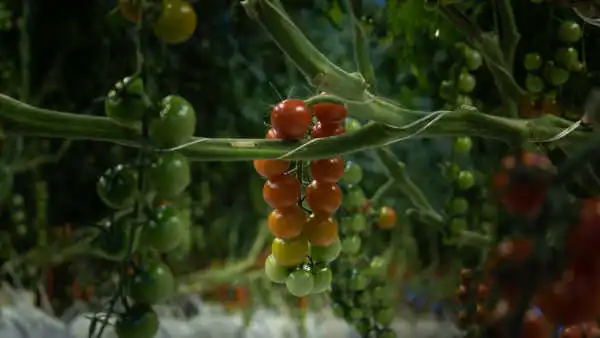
xmin=534 ymin=266 xmax=600 ymax=326
xmin=305 ymin=180 xmax=342 ymax=215
xmin=303 ymin=213 xmax=339 ymax=246
xmin=96 ymin=164 xmax=138 ymax=209
xmin=140 ymin=203 xmax=184 ymax=252
xmin=148 ymin=151 xmax=190 ymax=198
xmin=154 ymin=0 xmax=197 ymax=44
xmin=312 ymin=94 xmax=347 ymax=125
xmin=268 ymin=206 xmax=307 ymax=239
xmin=265 ymin=128 xmax=280 ymax=139
xmin=127 ymin=261 xmax=175 ymax=304
xmin=149 ymin=95 xmax=196 ymax=148
xmin=310 ymin=122 xmax=345 ymax=139
xmin=263 ymin=174 xmax=301 ymax=209
xmin=377 ymin=206 xmax=397 ymax=229
xmin=309 ymin=157 xmax=344 ymax=183
xmin=254 ymin=159 xmax=290 ymax=178
xmin=271 ymin=236 xmax=309 ymax=267
xmin=270 ymin=99 xmax=312 ymax=140
xmin=105 ymin=77 xmax=147 ymax=127
xmin=115 ymin=303 xmax=159 ymax=338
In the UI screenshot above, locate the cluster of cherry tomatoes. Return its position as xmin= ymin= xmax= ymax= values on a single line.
xmin=439 ymin=44 xmax=482 ymax=108
xmin=255 ymin=95 xmax=348 ymax=297
xmin=520 ymin=20 xmax=584 ymax=118
xmin=118 ymin=0 xmax=197 ymax=44
xmin=93 ymin=76 xmax=198 ymax=337
xmin=455 ymin=269 xmax=489 ymax=330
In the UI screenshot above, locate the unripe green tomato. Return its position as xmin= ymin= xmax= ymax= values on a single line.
xmin=340 ymin=161 xmax=363 ymax=185
xmin=127 ymin=261 xmax=175 ymax=304
xmin=264 ymin=254 xmax=290 ymax=283
xmin=366 ymin=256 xmax=387 ymax=277
xmin=449 ymin=217 xmax=468 ymax=234
xmin=455 ymin=95 xmax=473 ymax=106
xmin=96 ymin=164 xmax=138 ymax=209
xmin=558 ymin=21 xmax=582 ymax=44
xmin=554 ymin=47 xmax=579 ymax=70
xmin=149 ymin=95 xmax=197 ymax=148
xmin=105 ymin=77 xmax=147 ymax=127
xmin=115 ymin=304 xmax=159 ymax=338
xmin=356 ymin=292 xmax=372 ymax=307
xmin=148 ymin=151 xmax=191 ymax=198
xmin=309 ymin=238 xmax=341 ymax=263
xmin=457 ymin=170 xmax=475 ymax=190
xmin=348 ymin=308 xmax=363 ymax=321
xmin=140 ymin=203 xmax=184 ymax=252
xmin=524 ymin=53 xmax=542 ymax=71
xmin=342 ymin=235 xmax=361 ymax=255
xmin=525 ymin=74 xmax=545 ymax=94
xmin=449 ymin=197 xmax=469 ymax=215
xmin=344 ymin=118 xmax=362 ymax=132
xmin=548 ymin=66 xmax=570 ymax=86
xmin=349 ymin=271 xmax=368 ymax=291
xmin=376 ymin=329 xmax=397 ymax=338
xmin=343 ymin=187 xmax=367 ymax=209
xmin=374 ymin=307 xmax=395 ymax=326
xmin=311 ymin=266 xmax=332 ymax=293
xmin=285 ymin=269 xmax=314 ymax=297
xmin=439 ymin=80 xmax=455 ymax=100
xmin=457 ymin=72 xmax=476 ymax=93
xmin=332 ymin=302 xmax=345 ymax=317
xmin=349 ymin=213 xmax=367 ymax=232
xmin=464 ymin=48 xmax=482 ymax=71
xmin=354 ymin=318 xmax=371 ymax=334
xmin=453 ymin=137 xmax=472 ymax=153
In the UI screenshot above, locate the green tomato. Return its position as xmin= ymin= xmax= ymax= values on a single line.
xmin=141 ymin=203 xmax=184 ymax=252
xmin=449 ymin=197 xmax=469 ymax=215
xmin=96 ymin=164 xmax=138 ymax=209
xmin=524 ymin=53 xmax=542 ymax=71
xmin=439 ymin=80 xmax=455 ymax=100
xmin=457 ymin=170 xmax=475 ymax=190
xmin=453 ymin=137 xmax=472 ymax=153
xmin=127 ymin=261 xmax=175 ymax=304
xmin=374 ymin=307 xmax=395 ymax=326
xmin=464 ymin=48 xmax=482 ymax=71
xmin=555 ymin=47 xmax=579 ymax=70
xmin=342 ymin=235 xmax=361 ymax=255
xmin=149 ymin=95 xmax=196 ymax=148
xmin=455 ymin=95 xmax=473 ymax=106
xmin=371 ymin=285 xmax=391 ymax=302
xmin=343 ymin=187 xmax=367 ymax=210
xmin=548 ymin=66 xmax=570 ymax=86
xmin=558 ymin=21 xmax=582 ymax=44
xmin=309 ymin=238 xmax=341 ymax=263
xmin=366 ymin=256 xmax=387 ymax=277
xmin=457 ymin=72 xmax=476 ymax=93
xmin=105 ymin=77 xmax=147 ymax=127
xmin=449 ymin=217 xmax=468 ymax=234
xmin=340 ymin=161 xmax=363 ymax=185
xmin=354 ymin=318 xmax=371 ymax=334
xmin=264 ymin=254 xmax=289 ymax=284
xmin=348 ymin=213 xmax=367 ymax=232
xmin=356 ymin=291 xmax=372 ymax=307
xmin=115 ymin=303 xmax=159 ymax=338
xmin=331 ymin=302 xmax=345 ymax=317
xmin=285 ymin=269 xmax=314 ymax=297
xmin=525 ymin=74 xmax=544 ymax=94
xmin=148 ymin=152 xmax=191 ymax=198
xmin=311 ymin=266 xmax=332 ymax=293
xmin=344 ymin=118 xmax=362 ymax=132
xmin=349 ymin=271 xmax=368 ymax=291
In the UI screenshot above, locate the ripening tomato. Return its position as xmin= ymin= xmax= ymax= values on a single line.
xmin=149 ymin=95 xmax=196 ymax=148
xmin=270 ymin=99 xmax=312 ymax=140
xmin=303 ymin=213 xmax=339 ymax=246
xmin=492 ymin=151 xmax=553 ymax=217
xmin=268 ymin=206 xmax=307 ymax=239
xmin=305 ymin=180 xmax=342 ymax=215
xmin=312 ymin=94 xmax=347 ymax=125
xmin=154 ymin=0 xmax=197 ymax=45
xmin=310 ymin=122 xmax=345 ymax=139
xmin=309 ymin=157 xmax=344 ymax=183
xmin=565 ymin=197 xmax=600 ymax=265
xmin=264 ymin=254 xmax=290 ymax=283
xmin=271 ymin=236 xmax=309 ymax=267
xmin=263 ymin=174 xmax=301 ymax=209
xmin=115 ymin=303 xmax=159 ymax=338
xmin=118 ymin=0 xmax=141 ymax=23
xmin=519 ymin=96 xmax=540 ymax=118
xmin=534 ymin=266 xmax=600 ymax=326
xmin=254 ymin=159 xmax=290 ymax=178
xmin=484 ymin=237 xmax=534 ymax=301
xmin=541 ymin=98 xmax=561 ymax=116
xmin=487 ymin=300 xmax=551 ymax=338
xmin=377 ymin=206 xmax=397 ymax=229
xmin=265 ymin=128 xmax=280 ymax=139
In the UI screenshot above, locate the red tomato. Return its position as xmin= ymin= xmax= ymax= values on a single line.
xmin=263 ymin=174 xmax=302 ymax=209
xmin=305 ymin=180 xmax=342 ymax=215
xmin=310 ymin=122 xmax=345 ymax=139
xmin=487 ymin=300 xmax=551 ymax=338
xmin=534 ymin=266 xmax=600 ymax=326
xmin=312 ymin=93 xmax=347 ymax=125
xmin=565 ymin=197 xmax=600 ymax=267
xmin=270 ymin=99 xmax=312 ymax=140
xmin=309 ymin=157 xmax=344 ymax=183
xmin=266 ymin=128 xmax=280 ymax=139
xmin=253 ymin=159 xmax=290 ymax=178
xmin=484 ymin=237 xmax=534 ymax=301
xmin=561 ymin=322 xmax=600 ymax=338
xmin=519 ymin=96 xmax=540 ymax=118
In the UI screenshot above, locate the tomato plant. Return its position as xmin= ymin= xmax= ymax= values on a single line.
xmin=115 ymin=303 xmax=159 ymax=338
xmin=105 ymin=77 xmax=147 ymax=127
xmin=312 ymin=97 xmax=347 ymax=125
xmin=140 ymin=203 xmax=184 ymax=252
xmin=254 ymin=159 xmax=290 ymax=179
xmin=377 ymin=206 xmax=397 ymax=229
xmin=147 ymin=151 xmax=191 ymax=198
xmin=303 ymin=213 xmax=338 ymax=246
xmin=96 ymin=164 xmax=138 ymax=209
xmin=267 ymin=206 xmax=307 ymax=239
xmin=309 ymin=156 xmax=344 ymax=183
xmin=263 ymin=174 xmax=302 ymax=209
xmin=149 ymin=95 xmax=196 ymax=148
xmin=153 ymin=0 xmax=197 ymax=44
xmin=310 ymin=122 xmax=345 ymax=139
xmin=305 ymin=180 xmax=342 ymax=215
xmin=270 ymin=99 xmax=312 ymax=140
xmin=127 ymin=261 xmax=175 ymax=304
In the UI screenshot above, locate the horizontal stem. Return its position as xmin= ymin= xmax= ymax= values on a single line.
xmin=0 ymin=94 xmax=589 ymax=161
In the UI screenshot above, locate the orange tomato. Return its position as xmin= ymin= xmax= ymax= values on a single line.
xmin=263 ymin=174 xmax=302 ymax=209
xmin=268 ymin=206 xmax=307 ymax=239
xmin=253 ymin=159 xmax=290 ymax=178
xmin=377 ymin=206 xmax=397 ymax=229
xmin=303 ymin=213 xmax=339 ymax=246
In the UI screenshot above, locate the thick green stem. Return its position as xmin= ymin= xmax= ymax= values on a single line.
xmin=494 ymin=0 xmax=520 ymax=70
